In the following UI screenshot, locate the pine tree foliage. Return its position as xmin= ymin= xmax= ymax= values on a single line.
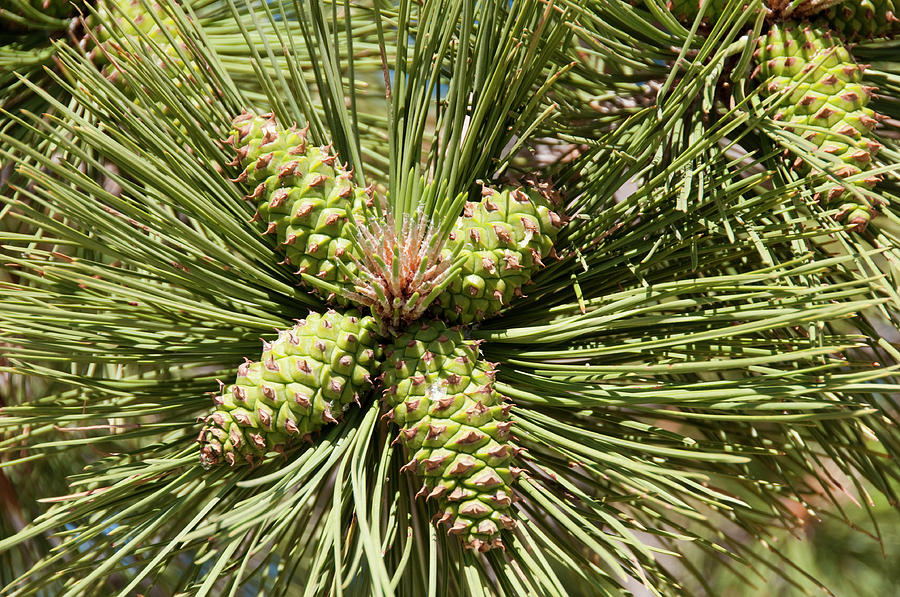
xmin=0 ymin=0 xmax=388 ymax=193
xmin=0 ymin=0 xmax=898 ymax=595
xmin=551 ymin=0 xmax=900 ymax=327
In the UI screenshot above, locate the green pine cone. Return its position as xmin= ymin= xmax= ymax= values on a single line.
xmin=755 ymin=24 xmax=883 ymax=229
xmin=88 ymin=1 xmax=186 ymax=69
xmin=83 ymin=1 xmax=213 ymax=132
xmin=434 ymin=185 xmax=563 ymax=324
xmin=382 ymin=320 xmax=519 ymax=552
xmin=199 ymin=309 xmax=380 ymax=468
xmin=228 ymin=112 xmax=370 ymax=304
xmin=819 ymin=0 xmax=899 ymax=39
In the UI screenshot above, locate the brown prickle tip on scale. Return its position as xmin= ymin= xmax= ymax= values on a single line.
xmin=198 ymin=443 xmax=221 ymax=470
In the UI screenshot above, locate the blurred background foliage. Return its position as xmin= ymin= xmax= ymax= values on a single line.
xmin=695 ymin=488 xmax=900 ymax=596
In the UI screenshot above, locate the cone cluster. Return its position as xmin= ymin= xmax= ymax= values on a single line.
xmin=755 ymin=24 xmax=883 ymax=227
xmin=382 ymin=321 xmax=519 ymax=552
xmin=204 ymin=111 xmax=569 ymax=551
xmin=198 ymin=310 xmax=380 ymax=468
xmin=227 ymin=111 xmax=371 ymax=303
xmin=435 ymin=185 xmax=563 ymax=324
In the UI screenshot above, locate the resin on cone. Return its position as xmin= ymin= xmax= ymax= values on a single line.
xmin=382 ymin=320 xmax=520 ymax=552
xmin=227 ymin=111 xmax=371 ymax=304
xmin=198 ymin=310 xmax=380 ymax=467
xmin=434 ymin=184 xmax=563 ymax=324
xmin=755 ymin=24 xmax=883 ymax=229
